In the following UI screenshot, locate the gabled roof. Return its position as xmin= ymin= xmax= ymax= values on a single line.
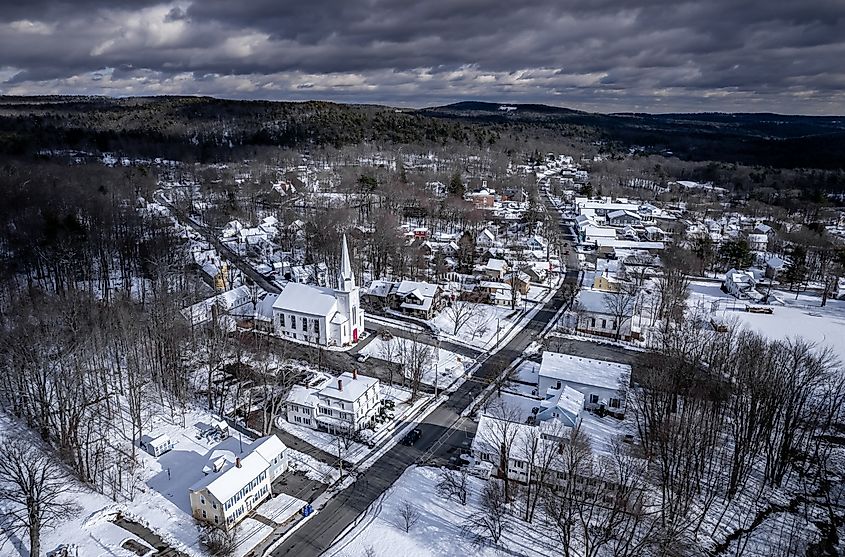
xmin=318 ymin=372 xmax=378 ymax=402
xmin=273 ymin=282 xmax=338 ymax=316
xmin=539 ymin=352 xmax=631 ymax=392
xmin=486 ymin=258 xmax=508 ymax=272
xmin=189 ymin=435 xmax=286 ymax=503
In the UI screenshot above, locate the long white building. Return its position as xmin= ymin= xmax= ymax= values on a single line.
xmin=272 ymin=235 xmax=364 ymax=347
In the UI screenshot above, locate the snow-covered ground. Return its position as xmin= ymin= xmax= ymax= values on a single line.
xmin=324 ymin=466 xmax=558 ymax=557
xmin=428 ymin=281 xmax=559 ymax=352
xmin=687 ymin=281 xmax=845 ymax=363
xmin=359 ymin=337 xmax=474 ymax=387
xmin=0 ymin=405 xmax=319 ymax=557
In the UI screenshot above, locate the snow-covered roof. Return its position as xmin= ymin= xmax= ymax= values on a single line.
xmin=318 ymin=371 xmax=378 ymax=402
xmin=286 ymin=385 xmax=319 ymax=407
xmin=366 ymin=279 xmax=394 ymax=298
xmin=273 ymin=282 xmax=338 ymax=316
xmin=190 ymin=435 xmax=286 ymax=503
xmin=395 ymin=280 xmax=439 ymax=299
xmin=539 ymin=385 xmax=584 ymax=427
xmin=539 ymin=352 xmax=631 ymax=392
xmin=607 ymin=209 xmax=642 ymax=220
xmin=576 ymin=289 xmax=617 ymax=314
xmin=478 ymin=281 xmax=512 ymax=291
xmin=595 ymin=238 xmax=664 ymax=250
xmin=725 ymin=268 xmax=755 ymax=285
xmin=766 ymin=256 xmax=786 ymax=269
xmin=148 ymin=434 xmax=171 ymax=449
xmin=486 ymin=258 xmax=508 ymax=272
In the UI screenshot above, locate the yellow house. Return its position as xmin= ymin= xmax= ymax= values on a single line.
xmin=188 ymin=435 xmax=287 ymax=530
xmin=592 ymin=272 xmax=621 ymax=292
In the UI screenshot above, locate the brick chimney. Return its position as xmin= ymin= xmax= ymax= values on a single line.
xmin=352 ymin=369 xmax=358 ymax=380
xmin=338 ymin=379 xmax=343 ymax=391
xmin=236 ymin=457 xmax=241 ymax=468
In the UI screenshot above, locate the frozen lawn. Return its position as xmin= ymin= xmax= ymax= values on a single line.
xmin=429 ymin=300 xmax=541 ymax=351
xmin=325 ymin=466 xmax=559 ymax=557
xmin=360 ymin=337 xmax=473 ymax=387
xmin=688 ymin=281 xmax=845 ymax=363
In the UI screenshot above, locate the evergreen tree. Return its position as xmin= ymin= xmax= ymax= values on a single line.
xmin=718 ymin=239 xmax=754 ymax=269
xmin=782 ymin=245 xmax=809 ymax=296
xmin=448 ymin=172 xmax=465 ymax=197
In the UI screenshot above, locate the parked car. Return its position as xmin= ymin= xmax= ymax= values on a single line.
xmin=357 ymin=353 xmax=370 ymax=363
xmin=379 ymin=329 xmax=394 ymax=340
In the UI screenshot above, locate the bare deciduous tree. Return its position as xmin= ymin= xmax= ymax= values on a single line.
xmin=462 ymin=480 xmax=509 ymax=546
xmin=436 ymin=466 xmax=469 ymax=505
xmin=443 ymin=299 xmax=479 ymax=336
xmin=0 ymin=436 xmax=80 ymax=557
xmin=397 ymin=499 xmax=421 ymax=533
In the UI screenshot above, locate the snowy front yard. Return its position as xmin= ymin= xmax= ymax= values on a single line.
xmin=359 ymin=337 xmax=474 ymax=387
xmin=428 ymin=283 xmax=556 ymax=352
xmin=324 ymin=466 xmax=559 ymax=557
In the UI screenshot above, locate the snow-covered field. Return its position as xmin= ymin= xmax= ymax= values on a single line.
xmin=360 ymin=337 xmax=473 ymax=387
xmin=325 ymin=466 xmax=558 ymax=557
xmin=688 ymin=281 xmax=845 ymax=363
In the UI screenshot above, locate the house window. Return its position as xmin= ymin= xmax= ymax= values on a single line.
xmin=589 ymin=394 xmax=599 ymax=404
xmin=289 ymin=314 xmax=296 ymax=329
xmin=212 ymin=502 xmax=217 ymax=509
xmin=590 ymin=317 xmax=596 ymax=327
xmin=200 ymin=496 xmax=205 ymax=505
xmin=609 ymin=398 xmax=621 ymax=409
xmin=202 ymin=510 xmax=207 ymax=519
xmin=314 ymin=320 xmax=320 ymax=334
xmin=214 ymin=516 xmax=219 ymax=524
xmin=302 ymin=317 xmax=308 ymax=331
xmin=601 ymin=319 xmax=607 ymax=329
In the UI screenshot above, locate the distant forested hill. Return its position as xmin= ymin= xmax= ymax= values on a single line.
xmin=1 ymin=96 xmax=843 ymax=169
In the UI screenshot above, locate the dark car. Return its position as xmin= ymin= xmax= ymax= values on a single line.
xmin=402 ymin=428 xmax=422 ymax=446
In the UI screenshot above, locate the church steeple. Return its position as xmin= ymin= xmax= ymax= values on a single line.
xmin=338 ymin=234 xmax=355 ymax=291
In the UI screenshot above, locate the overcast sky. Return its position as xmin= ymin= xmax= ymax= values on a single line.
xmin=1 ymin=0 xmax=843 ymax=114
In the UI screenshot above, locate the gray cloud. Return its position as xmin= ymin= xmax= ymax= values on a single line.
xmin=0 ymin=0 xmax=843 ymax=114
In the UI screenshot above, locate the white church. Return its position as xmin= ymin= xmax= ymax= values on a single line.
xmin=272 ymin=235 xmax=364 ymax=347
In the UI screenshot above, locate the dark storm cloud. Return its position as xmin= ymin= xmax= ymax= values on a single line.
xmin=0 ymin=0 xmax=843 ymax=113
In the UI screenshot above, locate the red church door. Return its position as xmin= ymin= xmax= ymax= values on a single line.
xmin=353 ymin=328 xmax=359 ymax=343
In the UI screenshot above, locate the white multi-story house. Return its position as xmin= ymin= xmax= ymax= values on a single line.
xmin=272 ymin=235 xmax=364 ymax=347
xmin=538 ymin=352 xmax=631 ymax=416
xmin=723 ymin=268 xmax=758 ymax=300
xmin=188 ymin=435 xmax=287 ymax=530
xmin=574 ymin=290 xmax=641 ymax=341
xmin=285 ymin=371 xmax=381 ymax=434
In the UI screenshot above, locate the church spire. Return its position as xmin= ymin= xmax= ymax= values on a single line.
xmin=338 ymin=234 xmax=354 ymax=291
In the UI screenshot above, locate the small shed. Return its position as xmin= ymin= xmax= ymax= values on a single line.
xmin=143 ymin=434 xmax=173 ymax=457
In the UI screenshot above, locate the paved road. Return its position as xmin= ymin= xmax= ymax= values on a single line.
xmin=269 ymin=191 xmax=583 ymax=556
xmin=362 ymin=316 xmax=483 ymax=360
xmin=269 ymin=273 xmax=577 ymax=556
xmin=158 ymin=193 xmax=282 ymax=294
